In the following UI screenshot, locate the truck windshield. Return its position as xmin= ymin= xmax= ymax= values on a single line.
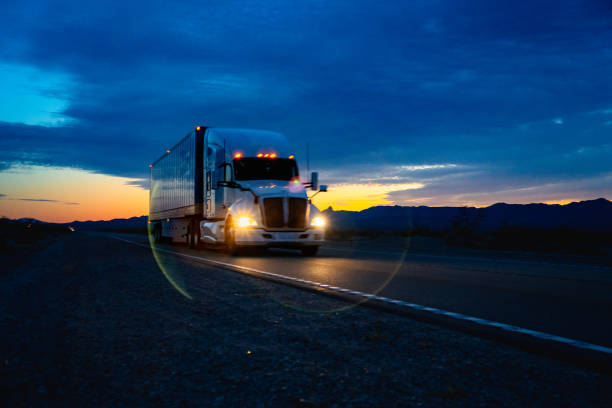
xmin=234 ymin=158 xmax=298 ymax=181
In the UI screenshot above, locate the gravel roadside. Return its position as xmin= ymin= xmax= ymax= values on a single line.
xmin=2 ymin=232 xmax=611 ymax=407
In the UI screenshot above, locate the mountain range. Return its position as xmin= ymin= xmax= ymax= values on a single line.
xmin=9 ymin=198 xmax=612 ymax=234
xmin=322 ymin=198 xmax=612 ymax=234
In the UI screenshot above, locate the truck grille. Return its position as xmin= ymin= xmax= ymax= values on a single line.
xmin=262 ymin=197 xmax=308 ymax=229
xmin=288 ymin=198 xmax=307 ymax=228
xmin=263 ymin=198 xmax=284 ymax=228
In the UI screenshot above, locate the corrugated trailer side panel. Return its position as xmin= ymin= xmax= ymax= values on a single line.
xmin=149 ymin=130 xmax=204 ymax=220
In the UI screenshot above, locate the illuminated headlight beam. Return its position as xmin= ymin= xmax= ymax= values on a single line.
xmin=311 ymin=216 xmax=325 ymax=227
xmin=236 ymin=216 xmax=257 ymax=228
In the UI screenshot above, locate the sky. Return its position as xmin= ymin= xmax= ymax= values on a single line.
xmin=1 ymin=0 xmax=611 ymax=221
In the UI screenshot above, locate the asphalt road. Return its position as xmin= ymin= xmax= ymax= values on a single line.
xmin=118 ymin=232 xmax=612 ymax=349
xmin=4 ymin=232 xmax=611 ymax=406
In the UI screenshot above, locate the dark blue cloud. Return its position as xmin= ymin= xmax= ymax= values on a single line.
xmin=17 ymin=198 xmax=58 ymax=202
xmin=0 ymin=195 xmax=80 ymax=205
xmin=0 ymin=0 xmax=611 ymax=202
xmin=14 ymin=198 xmax=79 ymax=204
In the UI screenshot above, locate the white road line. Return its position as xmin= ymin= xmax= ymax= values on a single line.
xmin=114 ymin=236 xmax=612 ymax=356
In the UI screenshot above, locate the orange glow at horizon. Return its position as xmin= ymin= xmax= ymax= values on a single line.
xmin=311 ymin=182 xmax=425 ymax=211
xmin=0 ymin=165 xmax=148 ymax=223
xmin=2 ymin=165 xmax=598 ymax=223
xmin=543 ymin=199 xmax=576 ymax=205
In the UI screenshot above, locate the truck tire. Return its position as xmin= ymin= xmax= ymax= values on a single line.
xmin=225 ymin=218 xmax=239 ymax=256
xmin=301 ymin=246 xmax=319 ymax=256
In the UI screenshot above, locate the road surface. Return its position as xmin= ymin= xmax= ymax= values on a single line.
xmin=3 ymin=232 xmax=611 ymax=406
xmin=119 ymin=232 xmax=612 ymax=349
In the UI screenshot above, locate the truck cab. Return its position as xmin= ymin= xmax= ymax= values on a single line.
xmin=200 ymin=128 xmax=326 ymax=256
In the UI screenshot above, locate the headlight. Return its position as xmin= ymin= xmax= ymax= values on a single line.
xmin=236 ymin=216 xmax=257 ymax=228
xmin=310 ymin=216 xmax=325 ymax=227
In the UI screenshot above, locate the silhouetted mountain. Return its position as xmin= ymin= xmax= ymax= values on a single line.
xmin=67 ymin=216 xmax=148 ymax=231
xmin=5 ymin=198 xmax=612 ymax=236
xmin=323 ymin=198 xmax=612 ymax=234
xmin=16 ymin=218 xmax=50 ymax=225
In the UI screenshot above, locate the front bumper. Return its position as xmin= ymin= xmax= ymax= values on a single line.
xmin=234 ymin=228 xmax=324 ymax=248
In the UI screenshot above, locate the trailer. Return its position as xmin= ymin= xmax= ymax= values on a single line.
xmin=149 ymin=126 xmax=327 ymax=255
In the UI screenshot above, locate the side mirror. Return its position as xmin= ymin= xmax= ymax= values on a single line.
xmin=309 ymin=183 xmax=327 ymax=201
xmin=224 ymin=164 xmax=232 ymax=182
xmin=217 ymin=162 xmax=233 ymax=182
xmin=310 ymin=172 xmax=318 ymax=191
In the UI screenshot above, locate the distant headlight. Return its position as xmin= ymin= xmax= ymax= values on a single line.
xmin=311 ymin=216 xmax=325 ymax=227
xmin=236 ymin=216 xmax=257 ymax=228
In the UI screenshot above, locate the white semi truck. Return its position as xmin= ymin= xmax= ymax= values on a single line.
xmin=149 ymin=126 xmax=327 ymax=255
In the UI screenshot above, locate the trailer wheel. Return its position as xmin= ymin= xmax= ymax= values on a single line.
xmin=193 ymin=219 xmax=201 ymax=249
xmin=225 ymin=218 xmax=239 ymax=256
xmin=188 ymin=219 xmax=196 ymax=248
xmin=153 ymin=224 xmax=162 ymax=244
xmin=301 ymin=246 xmax=319 ymax=256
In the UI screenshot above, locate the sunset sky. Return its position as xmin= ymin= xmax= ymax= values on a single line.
xmin=1 ymin=1 xmax=611 ymax=222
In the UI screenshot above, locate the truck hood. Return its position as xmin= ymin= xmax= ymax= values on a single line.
xmin=237 ymin=179 xmax=307 ymax=199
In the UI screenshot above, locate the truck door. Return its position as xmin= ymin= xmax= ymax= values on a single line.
xmin=213 ymin=147 xmax=227 ymax=218
xmin=205 ymin=144 xmax=228 ymax=220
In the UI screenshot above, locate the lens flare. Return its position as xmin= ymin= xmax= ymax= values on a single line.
xmin=288 ymin=177 xmax=304 ymax=193
xmin=147 ymin=182 xmax=412 ymax=314
xmin=147 ymin=182 xmax=192 ymax=299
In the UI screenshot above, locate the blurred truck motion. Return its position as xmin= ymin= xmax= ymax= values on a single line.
xmin=149 ymin=126 xmax=327 ymax=256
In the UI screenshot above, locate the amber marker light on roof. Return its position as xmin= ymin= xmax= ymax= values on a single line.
xmin=167 ymin=150 xmax=171 ymax=153
xmin=264 ymin=153 xmax=270 ymax=157
xmin=289 ymin=155 xmax=294 ymax=159
xmin=196 ymin=126 xmax=201 ymax=131
xmin=270 ymin=153 xmax=277 ymax=158
xmin=234 ymin=152 xmax=242 ymax=159
xmin=257 ymin=153 xmax=264 ymax=158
